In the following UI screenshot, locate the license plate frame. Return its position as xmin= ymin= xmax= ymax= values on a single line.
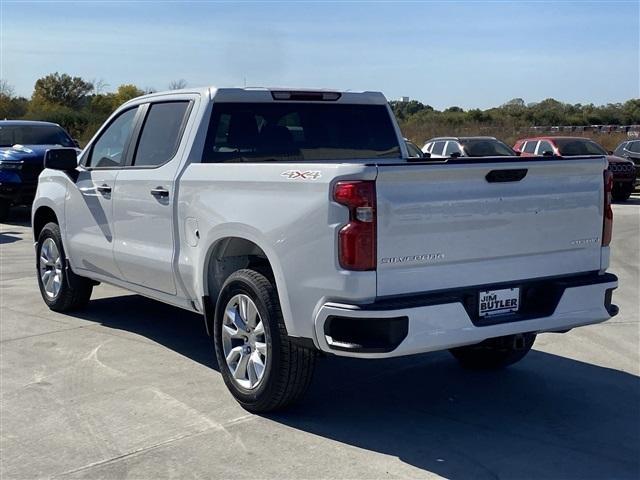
xmin=478 ymin=287 xmax=520 ymax=317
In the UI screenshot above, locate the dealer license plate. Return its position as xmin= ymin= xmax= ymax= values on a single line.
xmin=478 ymin=288 xmax=520 ymax=317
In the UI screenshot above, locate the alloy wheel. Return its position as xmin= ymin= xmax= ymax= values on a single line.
xmin=39 ymin=238 xmax=62 ymax=298
xmin=221 ymin=294 xmax=268 ymax=389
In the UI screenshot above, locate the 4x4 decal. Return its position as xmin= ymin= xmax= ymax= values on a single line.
xmin=281 ymin=170 xmax=322 ymax=180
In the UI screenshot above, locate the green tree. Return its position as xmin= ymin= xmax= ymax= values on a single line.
xmin=389 ymin=100 xmax=433 ymax=121
xmin=530 ymin=98 xmax=565 ymax=125
xmin=87 ymin=84 xmax=145 ymax=118
xmin=24 ymin=102 xmax=89 ymax=138
xmin=89 ymin=93 xmax=117 ymax=117
xmin=32 ymin=72 xmax=93 ymax=109
xmin=0 ymin=80 xmax=28 ymax=119
xmin=503 ymin=98 xmax=525 ymax=108
xmin=113 ymin=84 xmax=144 ymax=106
xmin=621 ymin=99 xmax=640 ymax=124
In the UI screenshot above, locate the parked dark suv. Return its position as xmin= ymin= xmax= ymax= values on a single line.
xmin=0 ymin=121 xmax=78 ymax=221
xmin=514 ymin=136 xmax=637 ymax=201
xmin=613 ymin=139 xmax=640 ymax=181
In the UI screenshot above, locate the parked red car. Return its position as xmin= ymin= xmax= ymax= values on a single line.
xmin=514 ymin=136 xmax=637 ymax=201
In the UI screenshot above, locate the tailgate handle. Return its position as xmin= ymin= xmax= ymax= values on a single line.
xmin=486 ymin=169 xmax=528 ymax=183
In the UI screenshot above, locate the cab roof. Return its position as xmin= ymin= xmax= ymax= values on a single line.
xmin=127 ymin=86 xmax=389 ymax=105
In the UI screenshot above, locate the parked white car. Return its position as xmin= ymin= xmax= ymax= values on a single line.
xmin=33 ymin=87 xmax=618 ymax=411
xmin=422 ymin=136 xmax=516 ymax=158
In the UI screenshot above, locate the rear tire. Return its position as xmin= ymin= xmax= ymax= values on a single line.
xmin=449 ymin=333 xmax=536 ymax=369
xmin=213 ymin=269 xmax=316 ymax=412
xmin=36 ymin=222 xmax=93 ymax=312
xmin=0 ymin=199 xmax=10 ymax=222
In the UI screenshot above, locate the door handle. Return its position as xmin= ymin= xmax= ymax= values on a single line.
xmin=96 ymin=184 xmax=112 ymax=195
xmin=150 ymin=187 xmax=169 ymax=198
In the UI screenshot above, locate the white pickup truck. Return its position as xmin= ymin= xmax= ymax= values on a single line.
xmin=33 ymin=87 xmax=618 ymax=412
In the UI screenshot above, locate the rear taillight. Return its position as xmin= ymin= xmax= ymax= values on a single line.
xmin=333 ymin=181 xmax=376 ymax=271
xmin=602 ymin=170 xmax=613 ymax=246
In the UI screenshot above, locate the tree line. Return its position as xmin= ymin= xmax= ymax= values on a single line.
xmin=391 ymin=97 xmax=640 ymax=150
xmin=0 ymin=73 xmax=187 ymax=142
xmin=1 ymin=72 xmax=638 ymax=149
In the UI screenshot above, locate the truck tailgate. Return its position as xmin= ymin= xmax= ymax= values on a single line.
xmin=376 ymin=157 xmax=606 ymax=297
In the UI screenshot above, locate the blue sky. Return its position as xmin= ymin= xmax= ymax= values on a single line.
xmin=1 ymin=1 xmax=638 ymax=109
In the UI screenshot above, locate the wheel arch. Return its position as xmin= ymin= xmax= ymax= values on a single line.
xmin=31 ymin=171 xmax=69 ymax=243
xmin=33 ymin=205 xmax=59 ymax=241
xmin=201 ymin=234 xmax=291 ymax=336
xmin=204 ymin=236 xmax=275 ymax=299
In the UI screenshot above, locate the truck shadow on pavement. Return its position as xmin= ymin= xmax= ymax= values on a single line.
xmin=74 ymin=294 xmax=639 ymax=480
xmin=0 ymin=231 xmax=24 ymax=244
xmin=284 ymin=352 xmax=640 ymax=479
xmin=70 ymin=294 xmax=219 ymax=371
xmin=0 ymin=206 xmax=31 ymax=227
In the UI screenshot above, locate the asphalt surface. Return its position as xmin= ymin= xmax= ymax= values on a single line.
xmin=1 ymin=198 xmax=638 ymax=479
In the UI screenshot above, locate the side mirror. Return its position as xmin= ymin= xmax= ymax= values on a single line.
xmin=542 ymin=150 xmax=554 ymax=157
xmin=423 ymin=151 xmax=431 ymax=158
xmin=514 ymin=151 xmax=521 ymax=156
xmin=450 ymin=151 xmax=462 ymax=158
xmin=44 ymin=148 xmax=79 ymax=171
xmin=72 ymin=138 xmax=81 ymax=148
xmin=608 ymin=150 xmax=614 ymax=155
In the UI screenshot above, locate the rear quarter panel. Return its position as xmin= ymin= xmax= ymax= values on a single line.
xmin=178 ymin=162 xmax=378 ymax=340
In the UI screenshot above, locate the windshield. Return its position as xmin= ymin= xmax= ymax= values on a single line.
xmin=554 ymin=138 xmax=607 ymax=156
xmin=0 ymin=124 xmax=74 ymax=148
xmin=460 ymin=139 xmax=514 ymax=157
xmin=203 ymin=103 xmax=401 ymax=162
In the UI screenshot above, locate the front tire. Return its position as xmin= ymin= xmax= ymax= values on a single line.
xmin=36 ymin=222 xmax=93 ymax=311
xmin=449 ymin=333 xmax=536 ymax=369
xmin=213 ymin=269 xmax=316 ymax=412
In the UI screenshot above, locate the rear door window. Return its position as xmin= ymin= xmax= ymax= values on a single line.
xmin=537 ymin=140 xmax=554 ymax=155
xmin=431 ymin=141 xmax=446 ymax=155
xmin=523 ymin=141 xmax=537 ymax=154
xmin=132 ymin=102 xmax=190 ymax=167
xmin=554 ymin=139 xmax=607 ymax=156
xmin=204 ymin=102 xmax=400 ymax=162
xmin=444 ymin=141 xmax=462 ymax=156
xmin=459 ymin=139 xmax=514 ymax=156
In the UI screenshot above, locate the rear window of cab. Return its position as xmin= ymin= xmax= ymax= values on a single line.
xmin=202 ymin=102 xmax=401 ymax=162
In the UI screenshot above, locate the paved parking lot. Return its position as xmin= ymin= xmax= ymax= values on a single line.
xmin=1 ymin=199 xmax=639 ymax=479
